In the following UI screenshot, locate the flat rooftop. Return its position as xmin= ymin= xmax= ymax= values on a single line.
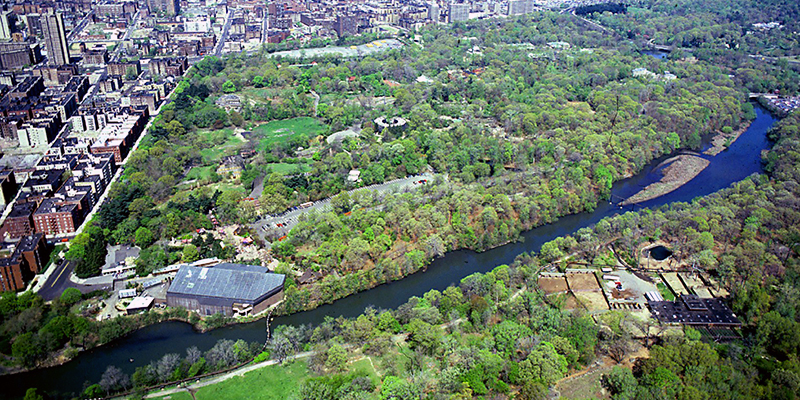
xmin=168 ymin=263 xmax=285 ymax=303
xmin=648 ymin=295 xmax=741 ymax=326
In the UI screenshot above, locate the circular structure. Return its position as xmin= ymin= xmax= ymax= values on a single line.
xmin=374 ymin=116 xmax=408 ymax=135
xmin=648 ymin=245 xmax=673 ymax=261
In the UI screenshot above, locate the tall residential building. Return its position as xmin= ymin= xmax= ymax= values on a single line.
xmin=428 ymin=3 xmax=440 ymax=23
xmin=147 ymin=0 xmax=179 ymax=16
xmin=508 ymin=0 xmax=535 ymax=15
xmin=24 ymin=14 xmax=43 ymax=37
xmin=0 ymin=11 xmax=13 ymax=40
xmin=41 ymin=12 xmax=70 ymax=66
xmin=449 ymin=3 xmax=469 ymax=22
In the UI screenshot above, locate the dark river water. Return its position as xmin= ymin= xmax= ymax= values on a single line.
xmin=643 ymin=49 xmax=670 ymax=59
xmin=0 ymin=104 xmax=777 ymax=399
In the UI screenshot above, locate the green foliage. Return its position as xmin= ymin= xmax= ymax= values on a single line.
xmin=380 ymin=375 xmax=421 ymax=400
xmin=59 ymin=288 xmax=82 ymax=306
xmin=22 ymin=388 xmax=43 ymax=400
xmin=68 ymin=223 xmax=108 ymax=278
xmin=221 ymin=81 xmax=237 ymax=93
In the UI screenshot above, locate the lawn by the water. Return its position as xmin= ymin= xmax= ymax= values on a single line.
xmin=255 ymin=117 xmax=327 ymax=151
xmin=197 ymin=360 xmax=309 ymax=400
xmin=150 ymin=357 xmax=380 ymax=400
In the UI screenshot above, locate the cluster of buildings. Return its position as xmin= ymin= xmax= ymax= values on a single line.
xmin=632 ymin=67 xmax=677 ymax=81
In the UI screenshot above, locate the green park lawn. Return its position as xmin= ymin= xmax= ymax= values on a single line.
xmin=194 ymin=361 xmax=310 ymax=400
xmin=150 ymin=357 xmax=379 ymax=400
xmin=197 ymin=129 xmax=244 ymax=163
xmin=164 ymin=360 xmax=310 ymax=400
xmin=151 ymin=392 xmax=193 ymax=400
xmin=255 ymin=117 xmax=327 ymax=151
xmin=186 ymin=166 xmax=215 ymax=181
xmin=656 ymin=281 xmax=676 ymax=301
xmin=266 ymin=162 xmax=312 ymax=175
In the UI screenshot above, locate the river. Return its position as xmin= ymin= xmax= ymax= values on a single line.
xmin=643 ymin=49 xmax=670 ymax=59
xmin=0 ymin=104 xmax=777 ymax=399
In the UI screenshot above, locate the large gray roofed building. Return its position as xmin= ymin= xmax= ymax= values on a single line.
xmin=166 ymin=263 xmax=285 ymax=316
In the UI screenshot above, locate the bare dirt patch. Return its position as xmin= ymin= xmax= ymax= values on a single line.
xmin=567 ymin=273 xmax=601 ymax=291
xmin=574 ymin=291 xmax=609 ymax=311
xmin=623 ymin=154 xmax=709 ymax=205
xmin=538 ymin=276 xmax=568 ymax=294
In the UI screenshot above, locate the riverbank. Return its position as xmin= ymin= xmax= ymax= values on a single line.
xmin=704 ymin=122 xmax=753 ymax=156
xmin=622 ymin=154 xmax=710 ymax=205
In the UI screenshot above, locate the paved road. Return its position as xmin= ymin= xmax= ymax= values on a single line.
xmin=67 ymin=10 xmax=94 ymax=43
xmin=251 ymin=173 xmax=436 ymax=241
xmin=261 ymin=9 xmax=269 ymax=44
xmin=37 ymin=260 xmax=99 ymax=301
xmin=214 ymin=11 xmax=234 ymax=57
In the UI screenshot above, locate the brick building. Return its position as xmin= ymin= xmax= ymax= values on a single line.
xmin=0 ymin=234 xmax=51 ymax=291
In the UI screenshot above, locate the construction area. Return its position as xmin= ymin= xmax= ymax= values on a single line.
xmin=537 ymin=242 xmax=740 ymax=341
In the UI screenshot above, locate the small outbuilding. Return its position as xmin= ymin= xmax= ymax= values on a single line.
xmin=126 ymin=296 xmax=154 ymax=315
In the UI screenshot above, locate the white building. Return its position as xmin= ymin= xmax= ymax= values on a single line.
xmin=508 ymin=0 xmax=535 ymax=15
xmin=185 ymin=16 xmax=211 ymax=32
xmin=428 ymin=2 xmax=440 ymax=23
xmin=449 ymin=3 xmax=469 ymax=22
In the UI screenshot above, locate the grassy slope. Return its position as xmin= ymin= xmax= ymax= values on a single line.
xmin=255 ymin=117 xmax=327 ymax=150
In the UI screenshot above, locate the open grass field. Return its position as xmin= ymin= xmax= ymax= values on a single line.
xmin=255 ymin=117 xmax=328 ymax=151
xmin=200 ymin=147 xmax=225 ymax=163
xmin=266 ymin=162 xmax=312 ymax=175
xmin=194 ymin=360 xmax=310 ymax=400
xmin=657 ymin=281 xmax=676 ymax=301
xmin=196 ymin=128 xmax=244 ymax=163
xmin=186 ymin=166 xmax=215 ymax=181
xmin=150 ymin=361 xmax=310 ymax=400
xmin=150 ymin=356 xmax=380 ymax=400
xmin=348 ymin=357 xmax=380 ymax=385
xmin=151 ymin=391 xmax=193 ymax=400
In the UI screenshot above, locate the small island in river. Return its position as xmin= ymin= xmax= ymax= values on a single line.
xmin=622 ymin=154 xmax=710 ymax=205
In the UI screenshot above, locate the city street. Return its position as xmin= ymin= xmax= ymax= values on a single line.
xmin=37 ymin=260 xmax=99 ymax=301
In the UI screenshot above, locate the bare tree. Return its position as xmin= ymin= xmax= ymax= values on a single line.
xmin=205 ymin=339 xmax=237 ymax=369
xmin=156 ymin=353 xmax=181 ymax=382
xmin=185 ymin=346 xmax=201 ymax=365
xmin=605 ymin=336 xmax=631 ymax=364
xmin=270 ymin=334 xmax=292 ymax=363
xmin=100 ymin=365 xmax=130 ymax=394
